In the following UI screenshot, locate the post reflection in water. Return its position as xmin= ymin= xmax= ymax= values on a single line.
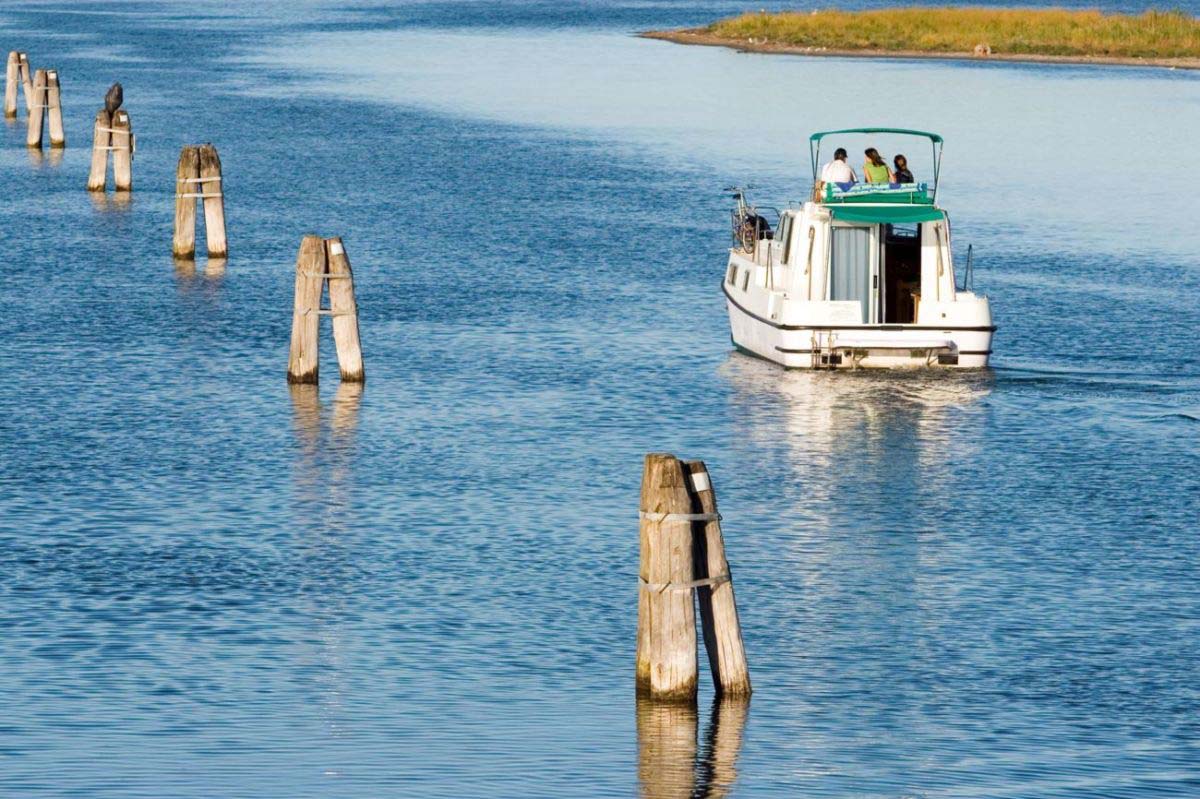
xmin=173 ymin=255 xmax=227 ymax=277
xmin=204 ymin=256 xmax=227 ymax=278
xmin=637 ymin=697 xmax=750 ymax=799
xmin=89 ymin=191 xmax=132 ymax=212
xmin=287 ymin=381 xmax=364 ymax=771
xmin=172 ymin=256 xmax=197 ymax=280
xmin=288 ymin=381 xmax=364 ymax=456
xmin=26 ymin=147 xmax=63 ymax=168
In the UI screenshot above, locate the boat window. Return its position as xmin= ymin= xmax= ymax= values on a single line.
xmin=779 ymin=215 xmax=794 ymax=264
xmin=885 ymin=223 xmax=919 ymax=242
xmin=741 ymin=270 xmax=750 ymax=291
xmin=726 ymin=264 xmax=737 ymax=284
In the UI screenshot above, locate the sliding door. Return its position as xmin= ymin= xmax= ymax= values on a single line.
xmin=830 ymin=225 xmax=875 ymax=323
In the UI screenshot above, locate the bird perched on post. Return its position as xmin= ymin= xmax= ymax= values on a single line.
xmin=104 ymin=82 xmax=123 ymax=115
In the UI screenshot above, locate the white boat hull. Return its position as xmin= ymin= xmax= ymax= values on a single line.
xmin=725 ymin=284 xmax=993 ymax=369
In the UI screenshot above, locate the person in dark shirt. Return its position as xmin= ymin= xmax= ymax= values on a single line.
xmin=893 ymin=154 xmax=914 ymax=184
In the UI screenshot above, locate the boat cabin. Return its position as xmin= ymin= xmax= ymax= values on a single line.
xmin=765 ymin=188 xmax=955 ymax=326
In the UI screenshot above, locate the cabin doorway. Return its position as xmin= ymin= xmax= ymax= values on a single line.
xmin=881 ymin=224 xmax=921 ymax=323
xmin=829 ymin=225 xmax=876 ymax=323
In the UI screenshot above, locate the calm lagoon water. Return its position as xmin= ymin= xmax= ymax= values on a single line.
xmin=1 ymin=1 xmax=1198 ymax=797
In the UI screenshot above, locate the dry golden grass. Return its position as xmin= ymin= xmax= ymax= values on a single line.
xmin=706 ymin=7 xmax=1200 ymax=58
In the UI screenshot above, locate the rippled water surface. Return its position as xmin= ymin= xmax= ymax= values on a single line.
xmin=1 ymin=1 xmax=1198 ymax=797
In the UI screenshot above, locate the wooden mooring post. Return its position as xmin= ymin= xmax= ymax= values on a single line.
xmin=4 ymin=51 xmax=31 ymax=118
xmin=87 ymin=109 xmax=134 ymax=191
xmin=26 ymin=68 xmax=64 ymax=148
xmin=684 ymin=460 xmax=751 ymax=697
xmin=637 ymin=454 xmax=750 ymax=701
xmin=172 ymin=144 xmax=226 ymax=258
xmin=25 ymin=68 xmax=45 ymax=147
xmin=287 ymin=235 xmax=365 ymax=385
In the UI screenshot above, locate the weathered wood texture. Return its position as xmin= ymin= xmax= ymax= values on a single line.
xmin=45 ymin=70 xmax=64 ymax=147
xmin=86 ymin=109 xmax=112 ymax=191
xmin=4 ymin=51 xmax=18 ymax=117
xmin=19 ymin=54 xmax=31 ymax=113
xmin=4 ymin=52 xmax=30 ymax=117
xmin=637 ymin=453 xmax=698 ymax=701
xmin=636 ymin=698 xmax=698 ymax=799
xmin=287 ymin=235 xmax=326 ymax=384
xmin=111 ymin=110 xmax=132 ymax=191
xmin=325 ymin=237 xmax=364 ymax=382
xmin=25 ymin=68 xmax=46 ymax=148
xmin=172 ymin=146 xmax=200 ymax=258
xmin=684 ymin=460 xmax=751 ymax=696
xmin=197 ymin=144 xmax=226 ymax=256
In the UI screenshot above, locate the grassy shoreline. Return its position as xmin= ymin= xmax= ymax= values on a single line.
xmin=644 ymin=8 xmax=1200 ymax=69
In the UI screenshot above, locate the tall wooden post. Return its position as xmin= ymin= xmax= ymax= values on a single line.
xmin=19 ymin=53 xmax=31 ymax=113
xmin=4 ymin=51 xmax=19 ymax=117
xmin=111 ymin=110 xmax=132 ymax=191
xmin=325 ymin=237 xmax=364 ymax=382
xmin=172 ymin=146 xmax=200 ymax=258
xmin=45 ymin=70 xmax=64 ymax=147
xmin=287 ymin=235 xmax=325 ymax=384
xmin=25 ymin=68 xmax=45 ymax=148
xmin=637 ymin=453 xmax=699 ymax=701
xmin=86 ymin=109 xmax=111 ymax=191
xmin=197 ymin=144 xmax=226 ymax=256
xmin=684 ymin=461 xmax=751 ymax=697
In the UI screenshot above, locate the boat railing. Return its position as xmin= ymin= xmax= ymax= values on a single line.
xmin=958 ymin=243 xmax=975 ymax=292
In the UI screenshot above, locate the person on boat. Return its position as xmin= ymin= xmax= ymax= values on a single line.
xmin=820 ymin=147 xmax=857 ymax=184
xmin=893 ymin=154 xmax=914 ymax=184
xmin=863 ymin=148 xmax=894 ymax=183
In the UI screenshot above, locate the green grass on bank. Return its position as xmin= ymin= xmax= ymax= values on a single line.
xmin=705 ymin=7 xmax=1200 ymax=59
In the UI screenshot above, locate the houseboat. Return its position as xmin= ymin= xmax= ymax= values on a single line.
xmin=724 ymin=128 xmax=994 ymax=369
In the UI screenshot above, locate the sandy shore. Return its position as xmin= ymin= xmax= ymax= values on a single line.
xmin=641 ymin=29 xmax=1200 ymax=71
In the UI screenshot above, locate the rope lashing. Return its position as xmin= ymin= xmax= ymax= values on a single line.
xmin=639 ymin=573 xmax=731 ymax=594
xmin=638 ymin=511 xmax=721 ymax=523
xmin=174 ymin=192 xmax=223 ymax=199
xmin=303 ymin=308 xmax=352 ymax=317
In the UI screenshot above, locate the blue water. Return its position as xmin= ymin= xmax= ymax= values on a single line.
xmin=1 ymin=2 xmax=1198 ymax=797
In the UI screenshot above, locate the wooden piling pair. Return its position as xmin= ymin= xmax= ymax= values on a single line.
xmin=637 ymin=454 xmax=751 ymax=701
xmin=26 ymin=68 xmax=64 ymax=148
xmin=172 ymin=144 xmax=226 ymax=258
xmin=4 ymin=51 xmax=32 ymax=117
xmin=287 ymin=235 xmax=364 ymax=385
xmin=87 ymin=109 xmax=133 ymax=192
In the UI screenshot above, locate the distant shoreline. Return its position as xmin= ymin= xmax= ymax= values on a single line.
xmin=641 ymin=29 xmax=1200 ymax=72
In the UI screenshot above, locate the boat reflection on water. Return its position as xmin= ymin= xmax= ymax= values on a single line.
xmin=637 ymin=697 xmax=750 ymax=799
xmin=721 ymin=354 xmax=993 ymax=508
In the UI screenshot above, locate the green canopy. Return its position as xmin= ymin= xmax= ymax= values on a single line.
xmin=810 ymin=127 xmax=943 ymax=143
xmin=831 ymin=206 xmax=944 ymax=224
